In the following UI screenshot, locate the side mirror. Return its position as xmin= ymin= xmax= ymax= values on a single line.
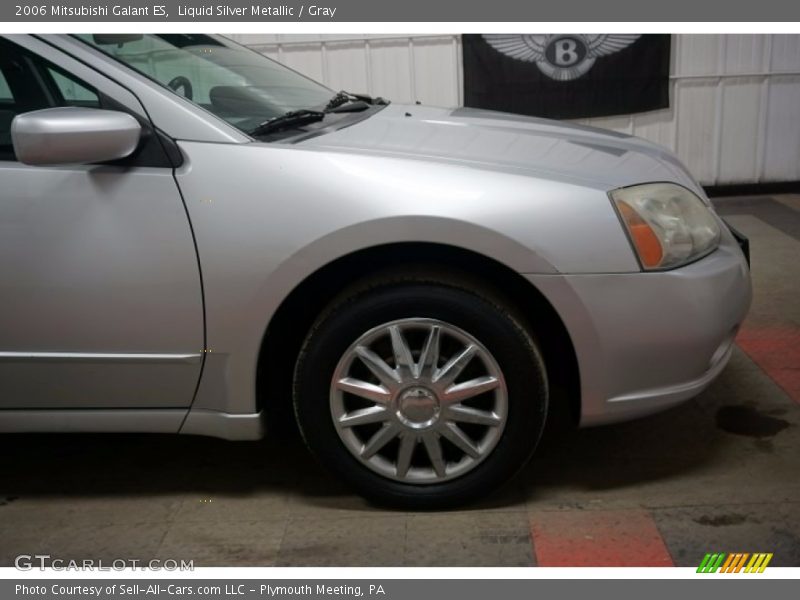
xmin=11 ymin=107 xmax=141 ymax=166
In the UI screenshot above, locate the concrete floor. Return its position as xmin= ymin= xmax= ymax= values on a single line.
xmin=1 ymin=194 xmax=799 ymax=568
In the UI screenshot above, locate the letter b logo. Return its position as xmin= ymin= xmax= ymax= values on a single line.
xmin=554 ymin=39 xmax=578 ymax=65
xmin=545 ymin=36 xmax=587 ymax=68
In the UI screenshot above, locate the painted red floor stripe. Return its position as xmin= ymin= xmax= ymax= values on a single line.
xmin=737 ymin=325 xmax=800 ymax=404
xmin=530 ymin=509 xmax=674 ymax=567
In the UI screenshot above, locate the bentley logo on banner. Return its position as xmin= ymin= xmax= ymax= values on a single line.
xmin=463 ymin=34 xmax=671 ymax=120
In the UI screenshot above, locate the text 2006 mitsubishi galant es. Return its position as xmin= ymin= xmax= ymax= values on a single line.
xmin=0 ymin=34 xmax=751 ymax=507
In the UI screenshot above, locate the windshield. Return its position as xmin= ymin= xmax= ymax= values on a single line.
xmin=76 ymin=34 xmax=334 ymax=134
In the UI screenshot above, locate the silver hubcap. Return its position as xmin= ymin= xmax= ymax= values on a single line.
xmin=330 ymin=318 xmax=508 ymax=484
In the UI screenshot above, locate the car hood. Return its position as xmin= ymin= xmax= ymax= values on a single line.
xmin=298 ymin=104 xmax=701 ymax=193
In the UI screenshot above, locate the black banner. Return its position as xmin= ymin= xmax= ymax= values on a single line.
xmin=463 ymin=34 xmax=671 ymax=120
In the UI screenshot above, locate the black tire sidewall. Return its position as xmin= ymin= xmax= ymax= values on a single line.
xmin=293 ymin=282 xmax=548 ymax=508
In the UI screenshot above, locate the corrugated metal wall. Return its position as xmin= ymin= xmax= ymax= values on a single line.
xmin=229 ymin=34 xmax=800 ymax=186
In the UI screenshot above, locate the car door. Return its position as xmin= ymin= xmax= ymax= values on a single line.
xmin=0 ymin=36 xmax=204 ymax=409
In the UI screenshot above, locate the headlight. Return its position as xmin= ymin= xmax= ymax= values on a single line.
xmin=610 ymin=183 xmax=721 ymax=270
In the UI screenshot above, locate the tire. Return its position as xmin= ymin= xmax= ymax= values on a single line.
xmin=293 ymin=277 xmax=548 ymax=509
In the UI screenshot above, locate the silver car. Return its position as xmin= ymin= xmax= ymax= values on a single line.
xmin=0 ymin=34 xmax=751 ymax=507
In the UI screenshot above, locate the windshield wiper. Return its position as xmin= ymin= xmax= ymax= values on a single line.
xmin=248 ymin=109 xmax=326 ymax=137
xmin=248 ymin=92 xmax=388 ymax=138
xmin=325 ymin=90 xmax=389 ymax=111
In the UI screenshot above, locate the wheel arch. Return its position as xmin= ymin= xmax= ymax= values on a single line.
xmin=256 ymin=241 xmax=581 ymax=433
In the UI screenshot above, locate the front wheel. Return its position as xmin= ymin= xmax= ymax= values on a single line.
xmin=293 ymin=280 xmax=548 ymax=508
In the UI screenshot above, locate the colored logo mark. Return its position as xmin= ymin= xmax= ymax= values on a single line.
xmin=697 ymin=553 xmax=773 ymax=573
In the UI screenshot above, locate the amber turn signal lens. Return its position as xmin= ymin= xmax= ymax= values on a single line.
xmin=616 ymin=200 xmax=663 ymax=268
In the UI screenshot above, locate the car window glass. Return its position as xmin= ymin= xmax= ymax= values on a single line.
xmin=0 ymin=70 xmax=13 ymax=156
xmin=48 ymin=68 xmax=101 ymax=107
xmin=0 ymin=39 xmax=102 ymax=161
xmin=76 ymin=34 xmax=333 ymax=134
xmin=0 ymin=71 xmax=12 ymax=101
xmin=86 ymin=35 xmax=246 ymax=107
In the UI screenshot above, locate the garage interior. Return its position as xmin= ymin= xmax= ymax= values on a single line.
xmin=1 ymin=34 xmax=799 ymax=568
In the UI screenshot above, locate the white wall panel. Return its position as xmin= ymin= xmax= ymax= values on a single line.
xmin=770 ymin=35 xmax=800 ymax=71
xmin=368 ymin=39 xmax=415 ymax=103
xmin=763 ymin=76 xmax=800 ymax=181
xmin=718 ymin=78 xmax=762 ymax=183
xmin=632 ymin=106 xmax=677 ymax=150
xmin=231 ymin=33 xmax=800 ymax=186
xmin=676 ymin=35 xmax=721 ymax=76
xmin=279 ymin=43 xmax=325 ymax=83
xmin=675 ymin=81 xmax=718 ymax=184
xmin=723 ymin=35 xmax=766 ymax=74
xmin=411 ymin=38 xmax=462 ymax=107
xmin=323 ymin=41 xmax=370 ymax=92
